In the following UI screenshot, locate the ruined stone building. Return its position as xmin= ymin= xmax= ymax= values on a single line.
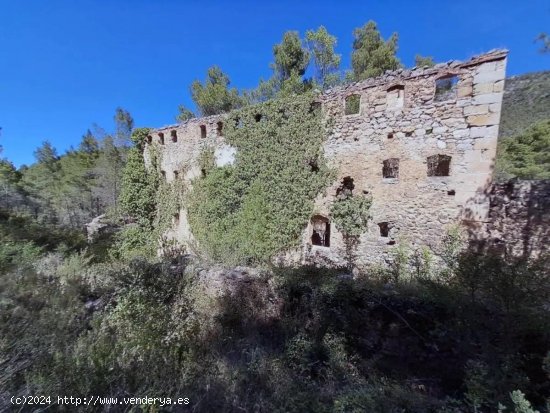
xmin=143 ymin=49 xmax=547 ymax=267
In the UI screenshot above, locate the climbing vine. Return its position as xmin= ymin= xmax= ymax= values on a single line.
xmin=187 ymin=92 xmax=333 ymax=264
xmin=153 ymin=176 xmax=186 ymax=240
xmin=330 ymin=194 xmax=372 ymax=270
xmin=116 ymin=128 xmax=187 ymax=259
xmin=330 ymin=195 xmax=371 ymax=237
xmin=197 ymin=146 xmax=215 ymax=176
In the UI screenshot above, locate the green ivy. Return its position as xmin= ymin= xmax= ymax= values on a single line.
xmin=330 ymin=195 xmax=371 ymax=237
xmin=187 ymin=93 xmax=333 ymax=264
xmin=116 ymin=127 xmax=185 ymax=259
xmin=153 ymin=179 xmax=186 ymax=241
xmin=198 ymin=146 xmax=215 ymax=176
xmin=330 ymin=194 xmax=371 ymax=270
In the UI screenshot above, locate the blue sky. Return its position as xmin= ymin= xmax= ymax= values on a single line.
xmin=1 ymin=0 xmax=548 ymax=166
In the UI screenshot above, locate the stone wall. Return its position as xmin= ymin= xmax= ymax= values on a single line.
xmin=146 ymin=50 xmax=512 ymax=267
xmin=481 ymin=180 xmax=550 ymax=259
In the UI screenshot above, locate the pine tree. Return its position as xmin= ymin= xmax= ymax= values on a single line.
xmin=306 ymin=26 xmax=341 ymax=89
xmin=273 ymin=31 xmax=310 ymax=80
xmin=351 ymin=21 xmax=400 ymax=80
xmin=415 ymin=54 xmax=435 ymax=68
xmin=176 ymin=105 xmax=195 ymax=123
xmin=119 ymin=128 xmax=158 ymax=226
xmin=190 ymin=66 xmax=243 ymax=116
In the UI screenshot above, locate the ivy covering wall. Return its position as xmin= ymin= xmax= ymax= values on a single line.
xmin=117 ymin=128 xmax=186 ymax=259
xmin=187 ymin=93 xmax=333 ymax=264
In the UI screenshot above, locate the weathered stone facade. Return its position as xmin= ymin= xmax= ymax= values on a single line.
xmin=146 ymin=50 xmax=513 ymax=267
xmin=482 ymin=180 xmax=550 ymax=259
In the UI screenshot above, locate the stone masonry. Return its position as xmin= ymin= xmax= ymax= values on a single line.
xmin=145 ymin=50 xmax=512 ymax=267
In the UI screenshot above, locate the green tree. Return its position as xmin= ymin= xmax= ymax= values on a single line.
xmin=351 ymin=21 xmax=400 ymax=80
xmin=117 ymin=128 xmax=159 ymax=257
xmin=78 ymin=129 xmax=99 ymax=155
xmin=93 ymin=136 xmax=124 ymax=213
xmin=119 ymin=128 xmax=158 ymax=226
xmin=306 ymin=26 xmax=341 ymax=89
xmin=114 ymin=107 xmax=134 ymax=147
xmin=497 ymin=119 xmax=550 ymax=179
xmin=247 ymin=31 xmax=312 ymax=103
xmin=415 ymin=54 xmax=435 ymax=68
xmin=0 ymin=159 xmax=24 ymax=210
xmin=56 ymin=148 xmax=100 ymax=226
xmin=190 ymin=66 xmax=243 ymax=116
xmin=21 ymin=142 xmax=61 ymax=224
xmin=273 ymin=31 xmax=310 ymax=80
xmin=34 ymin=141 xmax=58 ymax=166
xmin=245 ymin=77 xmax=279 ymax=103
xmin=176 ymin=105 xmax=196 ymax=122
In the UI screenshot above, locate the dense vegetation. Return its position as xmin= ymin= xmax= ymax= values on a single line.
xmin=1 ymin=19 xmax=549 ymax=413
xmin=1 ymin=218 xmax=549 ymax=411
xmin=187 ymin=93 xmax=333 ymax=264
xmin=497 ymin=120 xmax=550 ymax=180
xmin=496 ymin=71 xmax=550 ymax=180
xmin=499 ymin=71 xmax=550 ymax=139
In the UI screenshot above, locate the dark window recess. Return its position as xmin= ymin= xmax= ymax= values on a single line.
xmin=200 ymin=125 xmax=207 ymax=139
xmin=217 ymin=121 xmax=224 ymax=136
xmin=161 ymin=170 xmax=166 ymax=180
xmin=434 ymin=75 xmax=459 ymax=102
xmin=255 ymin=113 xmax=262 ymax=122
xmin=310 ymin=101 xmax=322 ymax=113
xmin=426 ymin=128 xmax=433 ymax=134
xmin=158 ymin=133 xmax=165 ymax=145
xmin=311 ymin=216 xmax=331 ymax=247
xmin=387 ymin=132 xmax=394 ymax=139
xmin=378 ymin=222 xmax=390 ymax=237
xmin=447 ymin=189 xmax=455 ymax=196
xmin=405 ymin=131 xmax=413 ymax=137
xmin=201 ymin=168 xmax=206 ymax=177
xmin=173 ymin=171 xmax=179 ymax=180
xmin=147 ymin=135 xmax=152 ymax=144
xmin=386 ymin=84 xmax=405 ymax=108
xmin=383 ymin=158 xmax=399 ymax=179
xmin=387 ymin=84 xmax=405 ymax=94
xmin=171 ymin=130 xmax=177 ymax=142
xmin=427 ymin=154 xmax=451 ymax=177
xmin=173 ymin=212 xmax=180 ymax=226
xmin=344 ymin=94 xmax=360 ymax=115
xmin=336 ymin=176 xmax=355 ymax=199
xmin=308 ymin=158 xmax=319 ymax=173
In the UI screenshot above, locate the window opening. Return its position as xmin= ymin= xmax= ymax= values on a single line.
xmin=311 ymin=215 xmax=331 ymax=247
xmin=345 ymin=94 xmax=360 ymax=115
xmin=336 ymin=176 xmax=355 ymax=199
xmin=383 ymin=158 xmax=399 ymax=179
xmin=434 ymin=75 xmax=459 ymax=102
xmin=427 ymin=154 xmax=451 ymax=177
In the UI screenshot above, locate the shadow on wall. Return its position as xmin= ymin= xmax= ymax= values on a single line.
xmin=462 ymin=179 xmax=550 ymax=260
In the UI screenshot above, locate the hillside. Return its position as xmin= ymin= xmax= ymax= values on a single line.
xmin=500 ymin=71 xmax=550 ymax=138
